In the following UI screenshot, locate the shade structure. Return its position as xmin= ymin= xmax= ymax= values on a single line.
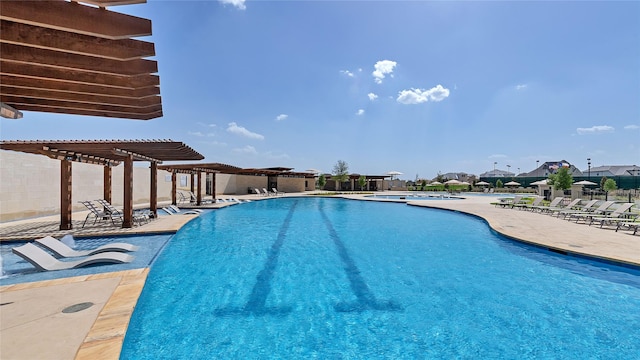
xmin=574 ymin=180 xmax=598 ymax=186
xmin=505 ymin=181 xmax=521 ymax=186
xmin=530 ymin=179 xmax=550 ymax=186
xmin=476 ymin=181 xmax=490 ymax=186
xmin=428 ymin=181 xmax=442 ymax=185
xmin=444 ymin=179 xmax=462 ymax=185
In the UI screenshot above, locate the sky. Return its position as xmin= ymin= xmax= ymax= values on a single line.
xmin=1 ymin=0 xmax=639 ymax=180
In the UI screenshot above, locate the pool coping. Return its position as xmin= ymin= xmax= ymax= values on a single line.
xmin=1 ymin=192 xmax=638 ymax=360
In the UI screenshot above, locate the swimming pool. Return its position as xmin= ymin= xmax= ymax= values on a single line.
xmin=121 ymin=197 xmax=640 ymax=358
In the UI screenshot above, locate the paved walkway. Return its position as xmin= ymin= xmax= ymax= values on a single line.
xmin=1 ymin=193 xmax=638 ymax=359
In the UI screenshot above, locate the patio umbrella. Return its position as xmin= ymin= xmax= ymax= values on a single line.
xmin=444 ymin=179 xmax=462 ymax=185
xmin=505 ymin=181 xmax=521 ymax=186
xmin=476 ymin=181 xmax=490 ymax=186
xmin=574 ymin=180 xmax=597 ymax=186
xmin=530 ymin=179 xmax=549 ymax=186
xmin=305 ymin=168 xmax=321 ymax=174
xmin=429 ymin=181 xmax=442 ymax=185
xmin=386 ymin=171 xmax=403 ymax=180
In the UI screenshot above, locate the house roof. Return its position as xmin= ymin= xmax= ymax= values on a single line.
xmin=0 ymin=0 xmax=162 ymax=120
xmin=0 ymin=139 xmax=204 ymax=166
xmin=589 ymin=165 xmax=640 ymax=176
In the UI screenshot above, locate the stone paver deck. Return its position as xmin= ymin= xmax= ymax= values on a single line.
xmin=1 ymin=193 xmax=638 ymax=359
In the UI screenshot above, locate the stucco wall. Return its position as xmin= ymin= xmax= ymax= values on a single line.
xmin=0 ymin=151 xmax=173 ymax=221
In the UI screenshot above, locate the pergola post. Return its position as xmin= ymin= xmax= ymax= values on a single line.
xmin=212 ymin=173 xmax=217 ymax=201
xmin=103 ymin=165 xmax=112 ymax=204
xmin=122 ymin=154 xmax=134 ymax=228
xmin=196 ymin=171 xmax=202 ymax=205
xmin=60 ymin=159 xmax=73 ymax=230
xmin=171 ymin=172 xmax=177 ymax=205
xmin=190 ymin=173 xmax=195 ymax=196
xmin=150 ymin=162 xmax=158 ymax=217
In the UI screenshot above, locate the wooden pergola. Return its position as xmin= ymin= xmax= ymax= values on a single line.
xmin=0 ymin=0 xmax=162 ymax=120
xmin=157 ymin=163 xmax=242 ymax=206
xmin=0 ymin=139 xmax=203 ymax=229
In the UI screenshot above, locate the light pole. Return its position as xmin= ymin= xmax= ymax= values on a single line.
xmin=493 ymin=162 xmax=497 ymax=176
xmin=507 ymin=165 xmax=511 ymax=177
xmin=536 ymin=160 xmax=540 ymax=177
xmin=587 ymin=158 xmax=591 ymax=180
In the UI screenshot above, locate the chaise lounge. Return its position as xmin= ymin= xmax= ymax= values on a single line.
xmin=35 ymin=235 xmax=138 ymax=258
xmin=12 ymin=243 xmax=134 ymax=272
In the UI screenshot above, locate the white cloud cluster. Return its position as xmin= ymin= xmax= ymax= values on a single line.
xmin=227 ymin=122 xmax=264 ymax=140
xmin=356 ymin=109 xmax=365 ymax=116
xmin=624 ymin=124 xmax=639 ymax=130
xmin=372 ymin=60 xmax=397 ymax=84
xmin=232 ymin=145 xmax=257 ymax=154
xmin=275 ymin=114 xmax=288 ymax=121
xmin=340 ymin=70 xmax=355 ymax=78
xmin=576 ymin=125 xmax=615 ymax=135
xmin=515 ymin=84 xmax=528 ymax=90
xmin=218 ymin=0 xmax=246 ymax=10
xmin=396 ymin=85 xmax=450 ymax=104
xmin=367 ymin=93 xmax=378 ymax=101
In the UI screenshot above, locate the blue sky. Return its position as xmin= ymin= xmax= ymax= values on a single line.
xmin=2 ymin=0 xmax=639 ymax=179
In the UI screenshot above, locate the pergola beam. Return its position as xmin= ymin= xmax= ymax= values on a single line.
xmin=112 ymin=148 xmax=162 ymax=163
xmin=0 ymin=0 xmax=152 ymax=40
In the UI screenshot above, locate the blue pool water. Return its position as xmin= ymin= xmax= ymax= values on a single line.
xmin=121 ymin=197 xmax=640 ymax=359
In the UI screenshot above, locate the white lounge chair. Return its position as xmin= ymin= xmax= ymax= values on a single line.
xmin=35 ymin=236 xmax=138 ymax=258
xmin=169 ymin=205 xmax=202 ymax=214
xmin=272 ymin=188 xmax=285 ymax=196
xmin=530 ymin=197 xmax=565 ymax=213
xmin=588 ymin=203 xmax=636 ymax=228
xmin=513 ymin=196 xmax=543 ymax=210
xmin=262 ymin=188 xmax=274 ymax=196
xmin=555 ymin=199 xmax=599 ymax=218
xmin=12 ymin=243 xmax=134 ymax=272
xmin=568 ymin=201 xmax=616 ymax=223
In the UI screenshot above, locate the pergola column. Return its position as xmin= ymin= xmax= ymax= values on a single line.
xmin=60 ymin=159 xmax=73 ymax=230
xmin=150 ymin=162 xmax=158 ymax=217
xmin=103 ymin=165 xmax=112 ymax=204
xmin=122 ymin=154 xmax=134 ymax=228
xmin=212 ymin=173 xmax=217 ymax=201
xmin=171 ymin=172 xmax=177 ymax=205
xmin=196 ymin=171 xmax=202 ymax=205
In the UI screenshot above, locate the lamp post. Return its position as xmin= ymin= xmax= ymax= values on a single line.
xmin=493 ymin=162 xmax=497 ymax=176
xmin=507 ymin=165 xmax=511 ymax=178
xmin=587 ymin=158 xmax=592 ymax=200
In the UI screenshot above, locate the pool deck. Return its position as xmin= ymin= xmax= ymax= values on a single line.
xmin=1 ymin=193 xmax=639 ymax=359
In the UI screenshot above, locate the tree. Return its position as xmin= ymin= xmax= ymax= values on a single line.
xmin=600 ymin=176 xmax=608 ymax=190
xmin=421 ymin=180 xmax=427 ymax=191
xmin=496 ymin=179 xmax=503 ymax=188
xmin=332 ymin=160 xmax=349 ymax=191
xmin=357 ymin=175 xmax=367 ymax=191
xmin=318 ymin=174 xmax=326 ymax=189
xmin=603 ymin=178 xmax=617 ymax=200
xmin=548 ymin=167 xmax=573 ymax=191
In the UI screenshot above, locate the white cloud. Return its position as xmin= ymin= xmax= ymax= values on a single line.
xmin=275 ymin=114 xmax=288 ymax=121
xmin=218 ymin=0 xmax=246 ymax=10
xmin=227 ymin=122 xmax=264 ymax=140
xmin=624 ymin=124 xmax=639 ymax=130
xmin=356 ymin=109 xmax=365 ymax=116
xmin=489 ymin=154 xmax=508 ymax=159
xmin=340 ymin=70 xmax=355 ymax=78
xmin=372 ymin=60 xmax=397 ymax=84
xmin=188 ymin=131 xmax=214 ymax=137
xmin=515 ymin=84 xmax=528 ymax=90
xmin=576 ymin=125 xmax=615 ymax=135
xmin=367 ymin=93 xmax=378 ymax=101
xmin=264 ymin=151 xmax=290 ymax=160
xmin=232 ymin=145 xmax=257 ymax=154
xmin=396 ymin=85 xmax=450 ymax=104
xmin=196 ymin=122 xmax=216 ymax=128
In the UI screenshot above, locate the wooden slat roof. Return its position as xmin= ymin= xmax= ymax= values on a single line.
xmin=158 ymin=163 xmax=243 ymax=174
xmin=0 ymin=0 xmax=162 ymax=120
xmin=0 ymin=139 xmax=204 ymax=166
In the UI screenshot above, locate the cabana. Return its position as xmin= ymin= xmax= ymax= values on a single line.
xmin=0 ymin=139 xmax=203 ymax=229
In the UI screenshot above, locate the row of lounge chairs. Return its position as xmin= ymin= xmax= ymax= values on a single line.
xmin=253 ymin=188 xmax=285 ymax=196
xmin=11 ymin=235 xmax=137 ymax=272
xmin=80 ymin=199 xmax=152 ymax=228
xmin=497 ymin=196 xmax=640 ymax=234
